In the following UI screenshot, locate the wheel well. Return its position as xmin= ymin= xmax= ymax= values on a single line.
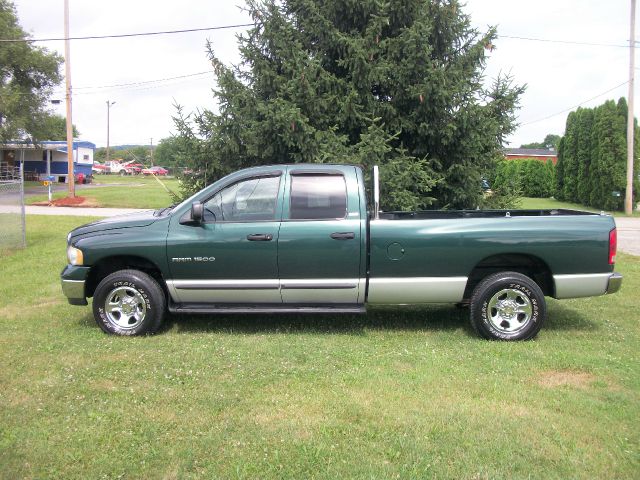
xmin=85 ymin=256 xmax=165 ymax=298
xmin=463 ymin=254 xmax=554 ymax=300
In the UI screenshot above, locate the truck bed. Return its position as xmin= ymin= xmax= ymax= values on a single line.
xmin=378 ymin=208 xmax=597 ymax=220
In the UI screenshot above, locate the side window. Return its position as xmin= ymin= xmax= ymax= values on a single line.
xmin=290 ymin=174 xmax=347 ymax=220
xmin=203 ymin=175 xmax=280 ymax=222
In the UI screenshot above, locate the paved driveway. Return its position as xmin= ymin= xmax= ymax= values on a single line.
xmin=0 ymin=205 xmax=149 ymax=217
xmin=614 ymin=217 xmax=640 ymax=257
xmin=24 ymin=206 xmax=150 ymax=217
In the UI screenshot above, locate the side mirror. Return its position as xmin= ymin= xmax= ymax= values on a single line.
xmin=180 ymin=201 xmax=205 ymax=225
xmin=191 ymin=201 xmax=204 ymax=223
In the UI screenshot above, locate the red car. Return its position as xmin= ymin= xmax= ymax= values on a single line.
xmin=126 ymin=163 xmax=143 ymax=175
xmin=142 ymin=166 xmax=168 ymax=176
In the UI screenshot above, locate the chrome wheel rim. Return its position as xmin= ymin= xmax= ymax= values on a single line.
xmin=104 ymin=286 xmax=147 ymax=330
xmin=487 ymin=288 xmax=533 ymax=333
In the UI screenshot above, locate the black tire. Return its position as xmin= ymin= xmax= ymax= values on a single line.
xmin=92 ymin=269 xmax=165 ymax=336
xmin=469 ymin=271 xmax=546 ymax=341
xmin=120 ymin=170 xmax=127 ymax=176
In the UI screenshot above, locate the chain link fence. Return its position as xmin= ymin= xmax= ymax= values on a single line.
xmin=0 ymin=164 xmax=26 ymax=250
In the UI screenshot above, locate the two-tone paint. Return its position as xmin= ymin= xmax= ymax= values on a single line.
xmin=62 ymin=164 xmax=622 ymax=310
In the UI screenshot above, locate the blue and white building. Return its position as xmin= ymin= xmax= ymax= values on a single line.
xmin=0 ymin=140 xmax=96 ymax=181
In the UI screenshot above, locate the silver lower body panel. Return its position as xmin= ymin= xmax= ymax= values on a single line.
xmin=553 ymin=272 xmax=623 ymax=299
xmin=367 ymin=277 xmax=468 ymax=304
xmin=167 ymin=278 xmax=363 ymax=304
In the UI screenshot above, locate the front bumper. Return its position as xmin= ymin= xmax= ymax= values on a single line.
xmin=61 ymin=265 xmax=90 ymax=306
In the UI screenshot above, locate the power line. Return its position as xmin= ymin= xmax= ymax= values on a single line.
xmin=73 ymin=77 xmax=211 ymax=96
xmin=0 ymin=20 xmax=631 ymax=49
xmin=0 ymin=23 xmax=254 ymax=43
xmin=499 ymin=34 xmax=630 ymax=48
xmin=9 ymin=71 xmax=213 ymax=96
xmin=521 ymin=81 xmax=629 ymax=126
xmin=73 ymin=71 xmax=212 ymax=90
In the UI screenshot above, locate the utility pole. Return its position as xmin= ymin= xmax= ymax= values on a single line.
xmin=106 ymin=100 xmax=116 ymax=163
xmin=150 ymin=137 xmax=154 ymax=166
xmin=63 ymin=0 xmax=74 ymax=197
xmin=626 ymin=0 xmax=636 ymax=215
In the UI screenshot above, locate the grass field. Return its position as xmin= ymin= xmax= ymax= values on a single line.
xmin=1 ymin=216 xmax=638 ymax=478
xmin=520 ymin=197 xmax=640 ymax=217
xmin=28 ymin=175 xmax=180 ymax=209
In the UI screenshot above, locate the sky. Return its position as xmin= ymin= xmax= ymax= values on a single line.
xmin=12 ymin=0 xmax=638 ymax=149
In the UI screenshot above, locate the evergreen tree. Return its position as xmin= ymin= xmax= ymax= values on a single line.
xmin=555 ymin=136 xmax=565 ymax=199
xmin=587 ymin=104 xmax=602 ymax=207
xmin=575 ymin=108 xmax=593 ymax=204
xmin=543 ymin=159 xmax=555 ymax=197
xmin=561 ymin=110 xmax=579 ymax=202
xmin=177 ymin=0 xmax=524 ymax=210
xmin=590 ymin=100 xmax=626 ymax=210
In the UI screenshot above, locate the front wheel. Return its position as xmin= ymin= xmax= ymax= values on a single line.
xmin=92 ymin=269 xmax=166 ymax=335
xmin=469 ymin=272 xmax=546 ymax=341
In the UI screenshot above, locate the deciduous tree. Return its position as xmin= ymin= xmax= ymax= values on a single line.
xmin=0 ymin=0 xmax=63 ymax=142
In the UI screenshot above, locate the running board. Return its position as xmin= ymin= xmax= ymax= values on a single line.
xmin=169 ymin=303 xmax=366 ymax=315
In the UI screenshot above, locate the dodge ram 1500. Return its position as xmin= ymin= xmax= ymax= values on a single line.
xmin=62 ymin=164 xmax=622 ymax=340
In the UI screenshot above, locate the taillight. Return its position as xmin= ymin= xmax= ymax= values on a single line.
xmin=609 ymin=228 xmax=617 ymax=265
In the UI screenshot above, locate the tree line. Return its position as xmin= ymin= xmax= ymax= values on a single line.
xmin=555 ymin=98 xmax=639 ymax=211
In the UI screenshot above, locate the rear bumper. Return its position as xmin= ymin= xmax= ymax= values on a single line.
xmin=606 ymin=272 xmax=623 ymax=295
xmin=61 ymin=265 xmax=90 ymax=306
xmin=553 ymin=272 xmax=623 ymax=299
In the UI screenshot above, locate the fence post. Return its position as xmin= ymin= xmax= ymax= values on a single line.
xmin=20 ymin=153 xmax=26 ymax=248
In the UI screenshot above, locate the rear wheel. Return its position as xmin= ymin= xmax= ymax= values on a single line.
xmin=470 ymin=271 xmax=546 ymax=341
xmin=92 ymin=269 xmax=165 ymax=335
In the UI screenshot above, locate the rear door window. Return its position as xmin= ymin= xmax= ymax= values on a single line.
xmin=289 ymin=174 xmax=347 ymax=220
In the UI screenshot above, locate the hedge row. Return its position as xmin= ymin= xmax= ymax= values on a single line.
xmin=492 ymin=158 xmax=555 ymax=198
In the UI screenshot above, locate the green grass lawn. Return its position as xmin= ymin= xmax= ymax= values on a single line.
xmin=520 ymin=197 xmax=640 ymax=217
xmin=91 ymin=174 xmax=176 ymax=185
xmin=1 ymin=216 xmax=639 ymax=478
xmin=28 ymin=176 xmax=181 ymax=209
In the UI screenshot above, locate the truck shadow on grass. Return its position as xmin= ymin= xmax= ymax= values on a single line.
xmin=168 ymin=305 xmax=469 ymax=336
xmin=158 ymin=301 xmax=598 ymax=336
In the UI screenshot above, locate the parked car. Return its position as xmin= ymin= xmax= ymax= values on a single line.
xmin=126 ymin=163 xmax=143 ymax=175
xmin=142 ymin=166 xmax=168 ymax=176
xmin=61 ymin=164 xmax=622 ymax=340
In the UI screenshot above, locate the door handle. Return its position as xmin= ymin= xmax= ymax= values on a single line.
xmin=246 ymin=233 xmax=273 ymax=241
xmin=330 ymin=232 xmax=355 ymax=240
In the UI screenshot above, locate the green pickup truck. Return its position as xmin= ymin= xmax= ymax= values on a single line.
xmin=62 ymin=164 xmax=622 ymax=340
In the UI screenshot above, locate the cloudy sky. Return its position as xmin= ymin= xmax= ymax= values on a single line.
xmin=13 ymin=0 xmax=637 ymax=148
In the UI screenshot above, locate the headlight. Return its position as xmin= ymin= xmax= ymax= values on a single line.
xmin=67 ymin=246 xmax=84 ymax=266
